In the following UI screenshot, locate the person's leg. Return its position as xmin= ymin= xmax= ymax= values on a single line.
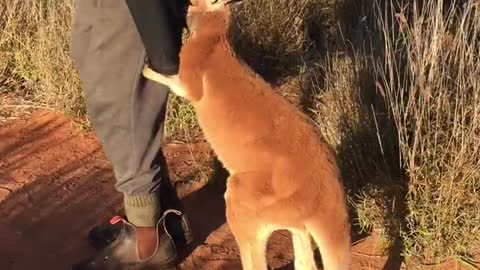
xmin=72 ymin=0 xmax=168 ymax=225
xmin=70 ymin=0 xmax=189 ymax=268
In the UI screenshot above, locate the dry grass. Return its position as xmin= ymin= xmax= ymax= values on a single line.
xmin=374 ymin=0 xmax=480 ymax=262
xmin=1 ymin=0 xmax=479 ymax=264
xmin=164 ymin=94 xmax=200 ymax=143
xmin=0 ymin=0 xmax=84 ymax=118
xmin=307 ymin=52 xmax=405 ymax=258
xmin=230 ymin=0 xmax=336 ymax=81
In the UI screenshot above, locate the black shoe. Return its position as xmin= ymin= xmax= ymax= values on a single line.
xmin=73 ymin=210 xmax=188 ymax=270
xmin=88 ymin=211 xmax=194 ymax=250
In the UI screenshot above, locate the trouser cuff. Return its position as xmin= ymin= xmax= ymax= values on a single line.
xmin=124 ymin=194 xmax=161 ymax=227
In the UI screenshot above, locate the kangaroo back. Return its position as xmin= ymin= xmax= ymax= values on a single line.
xmin=142 ymin=1 xmax=352 ymax=269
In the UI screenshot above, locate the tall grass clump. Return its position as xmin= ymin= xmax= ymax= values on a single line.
xmin=375 ymin=0 xmax=480 ymax=262
xmin=0 ymin=0 xmax=84 ymax=117
xmin=231 ymin=0 xmax=335 ymax=80
xmin=165 ymin=94 xmax=200 ymax=142
xmin=309 ymin=52 xmax=405 ymax=252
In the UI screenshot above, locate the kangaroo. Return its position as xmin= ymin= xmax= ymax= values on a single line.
xmin=142 ymin=0 xmax=351 ymax=269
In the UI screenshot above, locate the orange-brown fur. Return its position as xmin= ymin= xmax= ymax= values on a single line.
xmin=143 ymin=1 xmax=351 ymax=269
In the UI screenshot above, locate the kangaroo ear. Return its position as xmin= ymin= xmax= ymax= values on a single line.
xmin=186 ymin=1 xmax=204 ymax=31
xmin=225 ymin=0 xmax=243 ymax=7
xmin=187 ymin=12 xmax=201 ymax=31
xmin=211 ymin=0 xmax=243 ymax=8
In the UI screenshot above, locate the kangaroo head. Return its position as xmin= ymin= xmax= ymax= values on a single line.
xmin=187 ymin=0 xmax=242 ymax=37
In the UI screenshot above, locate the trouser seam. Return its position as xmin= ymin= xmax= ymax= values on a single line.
xmin=128 ymin=48 xmax=149 ymax=185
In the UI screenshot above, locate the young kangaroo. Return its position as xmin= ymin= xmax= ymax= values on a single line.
xmin=143 ymin=0 xmax=351 ymax=269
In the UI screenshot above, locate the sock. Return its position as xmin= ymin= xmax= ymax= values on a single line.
xmin=124 ymin=194 xmax=161 ymax=227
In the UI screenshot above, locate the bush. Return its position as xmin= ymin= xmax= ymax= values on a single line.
xmin=0 ymin=0 xmax=84 ymax=117
xmin=375 ymin=0 xmax=480 ymax=262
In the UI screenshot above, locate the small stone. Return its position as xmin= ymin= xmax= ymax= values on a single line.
xmin=0 ymin=187 xmax=11 ymax=202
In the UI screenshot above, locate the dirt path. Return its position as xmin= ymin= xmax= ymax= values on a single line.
xmin=0 ymin=111 xmax=476 ymax=270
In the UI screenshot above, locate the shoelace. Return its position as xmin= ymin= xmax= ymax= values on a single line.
xmin=158 ymin=209 xmax=184 ymax=242
xmin=109 ymin=209 xmax=185 ymax=242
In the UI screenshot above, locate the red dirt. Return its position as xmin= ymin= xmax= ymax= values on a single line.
xmin=0 ymin=111 xmax=477 ymax=270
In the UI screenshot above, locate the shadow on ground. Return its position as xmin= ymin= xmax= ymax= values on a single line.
xmin=0 ymin=111 xmax=296 ymax=270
